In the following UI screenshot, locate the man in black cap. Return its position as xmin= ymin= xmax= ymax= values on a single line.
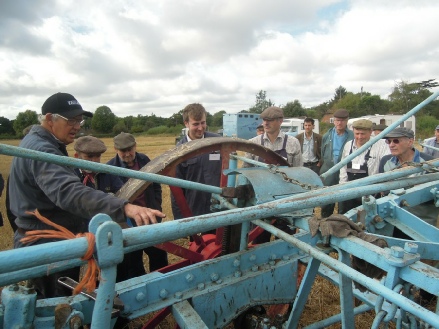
xmin=108 ymin=132 xmax=168 ymax=279
xmin=8 ymin=92 xmax=165 ymax=298
xmin=320 ymin=109 xmax=354 ymax=217
xmin=245 ymin=106 xmax=303 ymax=167
xmin=423 ymin=125 xmax=439 ymax=158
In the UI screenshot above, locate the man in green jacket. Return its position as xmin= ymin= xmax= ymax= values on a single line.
xmin=320 ymin=109 xmax=354 ymax=217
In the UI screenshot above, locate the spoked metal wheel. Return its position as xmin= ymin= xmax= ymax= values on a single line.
xmin=115 ymin=136 xmax=289 ymax=327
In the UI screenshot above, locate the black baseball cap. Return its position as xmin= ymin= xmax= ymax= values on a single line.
xmin=42 ymin=92 xmax=93 ymax=118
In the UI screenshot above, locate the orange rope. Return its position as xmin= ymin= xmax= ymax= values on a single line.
xmin=20 ymin=209 xmax=100 ymax=295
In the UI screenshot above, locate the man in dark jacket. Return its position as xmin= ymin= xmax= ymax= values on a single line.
xmin=296 ymin=117 xmax=322 ymax=174
xmin=107 ymin=132 xmax=168 ymax=279
xmin=8 ymin=92 xmax=164 ymax=298
xmin=171 ymin=103 xmax=222 ymax=221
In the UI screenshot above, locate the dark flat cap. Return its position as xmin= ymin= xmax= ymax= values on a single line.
xmin=257 ymin=124 xmax=264 ymax=129
xmin=373 ymin=124 xmax=388 ymax=131
xmin=384 ymin=127 xmax=414 ymax=139
xmin=436 ymin=125 xmax=439 ymax=130
xmin=333 ymin=109 xmax=349 ymax=118
xmin=260 ymin=106 xmax=284 ymax=120
xmin=352 ymin=119 xmax=373 ymax=130
xmin=114 ymin=132 xmax=136 ymax=149
xmin=74 ymin=136 xmax=107 ymax=154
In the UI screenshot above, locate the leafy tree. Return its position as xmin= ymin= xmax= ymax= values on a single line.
xmin=91 ymin=106 xmax=117 ymax=133
xmin=358 ymin=95 xmax=390 ymax=115
xmin=212 ymin=110 xmax=226 ymax=127
xmin=113 ymin=120 xmax=127 ymax=135
xmin=283 ymin=100 xmax=305 ymax=117
xmin=0 ymin=117 xmax=15 ymax=135
xmin=334 ymin=86 xmax=347 ymax=101
xmin=248 ymin=90 xmax=275 ymax=113
xmin=388 ymin=80 xmax=432 ymax=114
xmin=13 ymin=110 xmax=38 ymax=137
xmin=168 ymin=110 xmax=184 ymax=126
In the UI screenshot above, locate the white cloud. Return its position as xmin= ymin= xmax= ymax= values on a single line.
xmin=0 ymin=0 xmax=438 ymax=120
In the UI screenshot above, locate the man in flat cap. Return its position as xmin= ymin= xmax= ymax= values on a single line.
xmin=8 ymin=92 xmax=165 ymax=298
xmin=256 ymin=124 xmax=264 ymax=136
xmin=244 ymin=106 xmax=302 ymax=244
xmin=74 ymin=136 xmax=123 ymax=194
xmin=245 ymin=106 xmax=303 ymax=167
xmin=320 ymin=109 xmax=354 ymax=217
xmin=372 ymin=124 xmax=388 ymax=137
xmin=423 ymin=125 xmax=439 ymax=158
xmin=379 ymin=127 xmax=433 ymax=173
xmin=107 ymin=132 xmax=168 ymax=280
xmin=338 ymin=119 xmax=390 ymax=213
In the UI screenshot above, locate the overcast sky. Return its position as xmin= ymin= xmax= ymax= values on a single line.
xmin=1 ymin=0 xmax=438 ymax=120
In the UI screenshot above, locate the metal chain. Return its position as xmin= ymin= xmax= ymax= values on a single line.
xmin=267 ymin=165 xmax=322 ymax=190
xmin=396 ymin=161 xmax=439 ymax=173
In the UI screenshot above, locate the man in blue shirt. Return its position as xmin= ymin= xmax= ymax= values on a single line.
xmin=320 ymin=109 xmax=354 ymax=217
xmin=423 ymin=125 xmax=439 ymax=158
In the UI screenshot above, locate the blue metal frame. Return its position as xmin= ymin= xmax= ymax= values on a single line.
xmin=2 ymin=92 xmax=439 ymax=328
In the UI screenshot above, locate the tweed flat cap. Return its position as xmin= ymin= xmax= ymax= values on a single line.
xmin=384 ymin=127 xmax=414 ymax=139
xmin=260 ymin=106 xmax=284 ymax=120
xmin=74 ymin=136 xmax=107 ymax=154
xmin=333 ymin=109 xmax=349 ymax=118
xmin=352 ymin=119 xmax=373 ymax=130
xmin=114 ymin=132 xmax=136 ymax=149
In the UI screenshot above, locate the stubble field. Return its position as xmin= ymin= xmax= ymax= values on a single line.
xmin=0 ymin=135 xmax=382 ymax=328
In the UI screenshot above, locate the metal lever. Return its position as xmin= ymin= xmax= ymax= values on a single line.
xmin=58 ymin=277 xmax=124 ymax=316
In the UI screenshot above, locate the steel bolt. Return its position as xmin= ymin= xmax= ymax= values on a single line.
xmin=210 ymin=273 xmax=219 ymax=282
xmin=136 ymin=292 xmax=145 ymax=301
xmin=174 ymin=291 xmax=182 ymax=299
xmin=185 ymin=273 xmax=194 ymax=282
xmin=249 ymin=254 xmax=256 ymax=261
xmin=198 ymin=283 xmax=205 ymax=290
xmin=216 ymin=279 xmax=223 ymax=284
xmin=404 ymin=242 xmax=418 ymax=254
xmin=269 ymin=260 xmax=275 ymax=266
xmin=159 ymin=289 xmax=168 ymax=299
xmin=270 ymin=254 xmax=276 ymax=260
xmin=234 ymin=271 xmax=242 ymax=278
xmin=390 ymin=246 xmax=404 ymax=258
xmin=233 ymin=259 xmax=240 ymax=267
xmin=283 ymin=255 xmax=290 ymax=261
xmin=252 ymin=265 xmax=258 ymax=272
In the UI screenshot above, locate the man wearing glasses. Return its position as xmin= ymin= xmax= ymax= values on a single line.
xmin=379 ymin=127 xmax=433 ymax=173
xmin=8 ymin=92 xmax=165 ymax=298
xmin=320 ymin=109 xmax=354 ymax=217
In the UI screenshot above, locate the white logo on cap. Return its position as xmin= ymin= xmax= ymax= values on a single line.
xmin=68 ymin=100 xmax=79 ymax=105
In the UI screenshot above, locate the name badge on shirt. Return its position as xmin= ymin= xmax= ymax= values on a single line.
xmin=209 ymin=153 xmax=220 ymax=161
xmin=352 ymin=163 xmax=361 ymax=170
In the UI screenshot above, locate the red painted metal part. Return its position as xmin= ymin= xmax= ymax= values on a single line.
xmin=120 ymin=138 xmax=289 ymax=328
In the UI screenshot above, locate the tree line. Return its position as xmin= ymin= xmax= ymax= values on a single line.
xmin=1 ymin=79 xmax=438 ymax=138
